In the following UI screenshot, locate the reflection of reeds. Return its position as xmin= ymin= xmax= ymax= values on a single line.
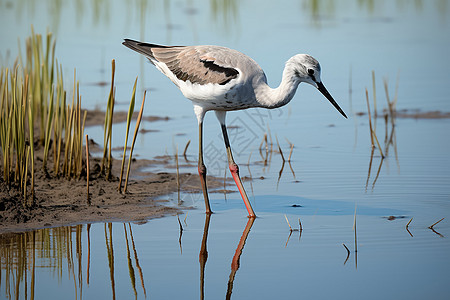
xmin=353 ymin=204 xmax=358 ymax=253
xmin=86 ymin=134 xmax=90 ymax=205
xmin=276 ymin=136 xmax=285 ymax=188
xmin=87 ymin=224 xmax=91 ymax=285
xmin=286 ymin=138 xmax=296 ymax=181
xmin=124 ymin=224 xmax=137 ymax=298
xmin=1 ymin=223 xmax=149 ymax=299
xmin=0 ymin=225 xmax=83 ymax=298
xmin=104 ymin=223 xmax=116 ymax=299
xmin=177 ymin=215 xmax=183 ymax=254
xmin=128 ymin=223 xmax=147 ymax=297
xmin=365 ymin=72 xmax=401 ymax=191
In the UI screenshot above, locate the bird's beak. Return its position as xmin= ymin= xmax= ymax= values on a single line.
xmin=316 ymin=82 xmax=347 ymax=119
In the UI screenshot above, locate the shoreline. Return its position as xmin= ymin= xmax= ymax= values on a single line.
xmin=0 ymin=110 xmax=225 ymax=234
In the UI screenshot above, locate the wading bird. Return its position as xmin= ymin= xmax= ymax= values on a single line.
xmin=123 ymin=39 xmax=347 ymax=218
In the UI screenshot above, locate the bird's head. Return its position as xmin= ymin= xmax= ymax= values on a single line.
xmin=289 ymin=54 xmax=347 ymax=118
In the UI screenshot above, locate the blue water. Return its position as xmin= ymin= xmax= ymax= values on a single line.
xmin=1 ymin=1 xmax=450 ymax=299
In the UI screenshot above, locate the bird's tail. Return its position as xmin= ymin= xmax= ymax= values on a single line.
xmin=123 ymin=39 xmax=178 ymax=65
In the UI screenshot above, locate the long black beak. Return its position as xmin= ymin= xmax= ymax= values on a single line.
xmin=316 ymin=82 xmax=347 ymax=119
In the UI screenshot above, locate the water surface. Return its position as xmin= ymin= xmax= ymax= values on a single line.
xmin=1 ymin=1 xmax=450 ymax=299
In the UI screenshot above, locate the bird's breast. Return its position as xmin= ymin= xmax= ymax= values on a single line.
xmin=179 ymin=78 xmax=259 ymax=111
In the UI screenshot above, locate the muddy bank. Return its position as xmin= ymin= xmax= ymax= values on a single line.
xmin=0 ymin=111 xmax=226 ymax=234
xmin=0 ymin=152 xmax=226 ymax=233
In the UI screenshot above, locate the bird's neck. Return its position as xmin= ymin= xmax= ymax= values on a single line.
xmin=255 ymin=63 xmax=301 ymax=109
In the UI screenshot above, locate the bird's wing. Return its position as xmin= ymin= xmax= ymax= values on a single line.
xmin=123 ymin=40 xmax=239 ymax=85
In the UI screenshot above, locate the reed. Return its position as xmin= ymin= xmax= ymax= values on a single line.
xmin=372 ymin=70 xmax=377 ymax=118
xmin=102 ymin=60 xmax=116 ymax=179
xmin=275 ymin=136 xmax=285 ymax=163
xmin=428 ymin=217 xmax=444 ymax=229
xmin=288 ymin=143 xmax=294 ymax=162
xmin=284 ymin=214 xmax=299 ymax=232
xmin=0 ymin=29 xmax=93 ymax=205
xmin=365 ymin=88 xmax=384 ymax=158
xmin=405 ymin=217 xmax=413 ymax=237
xmin=406 ymin=217 xmax=413 ymax=228
xmin=342 ymin=243 xmax=351 ymax=265
xmin=118 ymin=77 xmax=138 ymax=192
xmin=183 ymin=139 xmax=191 ymax=161
xmin=124 ymin=91 xmax=146 ymax=193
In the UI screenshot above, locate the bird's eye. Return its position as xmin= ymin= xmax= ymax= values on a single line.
xmin=307 ymin=68 xmax=315 ymax=76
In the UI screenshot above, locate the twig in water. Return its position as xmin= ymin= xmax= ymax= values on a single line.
xmin=284 ymin=215 xmax=299 ymax=232
xmin=183 ymin=211 xmax=188 ymax=226
xmin=353 ymin=204 xmax=358 ymax=253
xmin=276 ymin=136 xmax=285 ymax=163
xmin=428 ymin=217 xmax=444 ymax=229
xmin=183 ymin=140 xmax=190 ymax=161
xmin=284 ymin=214 xmax=292 ymax=230
xmin=285 ymin=231 xmax=293 ymax=248
xmin=365 ymin=88 xmax=384 ymax=158
xmin=284 ymin=214 xmax=293 ymax=231
xmin=372 ymin=70 xmax=377 ymax=118
xmin=384 ymin=77 xmax=396 ymax=126
xmin=406 ymin=217 xmax=413 ymax=228
xmin=406 ymin=217 xmax=413 ymax=237
xmin=342 ymin=243 xmax=351 ymax=265
xmin=298 ymin=218 xmax=302 ymax=231
xmin=288 ymin=143 xmax=294 ymax=162
xmin=365 ymin=147 xmax=375 ymax=192
xmin=371 ymin=156 xmax=384 ymax=190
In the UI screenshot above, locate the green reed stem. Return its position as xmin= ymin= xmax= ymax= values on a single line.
xmin=119 ymin=77 xmax=138 ymax=192
xmin=124 ymin=91 xmax=146 ymax=193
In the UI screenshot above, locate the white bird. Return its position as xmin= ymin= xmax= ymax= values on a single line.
xmin=123 ymin=39 xmax=347 ymax=218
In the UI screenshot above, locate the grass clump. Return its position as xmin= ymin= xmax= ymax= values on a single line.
xmin=0 ymin=29 xmax=89 ymax=206
xmin=1 ymin=28 xmax=146 ymax=211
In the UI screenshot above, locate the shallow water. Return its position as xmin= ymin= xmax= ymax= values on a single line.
xmin=1 ymin=0 xmax=450 ymax=299
xmin=1 ymin=209 xmax=449 ymax=299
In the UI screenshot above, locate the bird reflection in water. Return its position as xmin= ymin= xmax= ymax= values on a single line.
xmin=199 ymin=215 xmax=255 ymax=300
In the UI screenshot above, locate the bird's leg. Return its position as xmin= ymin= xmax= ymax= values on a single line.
xmin=220 ymin=124 xmax=256 ymax=218
xmin=198 ymin=121 xmax=212 ymax=214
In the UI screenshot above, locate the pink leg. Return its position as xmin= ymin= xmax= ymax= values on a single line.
xmin=220 ymin=124 xmax=256 ymax=218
